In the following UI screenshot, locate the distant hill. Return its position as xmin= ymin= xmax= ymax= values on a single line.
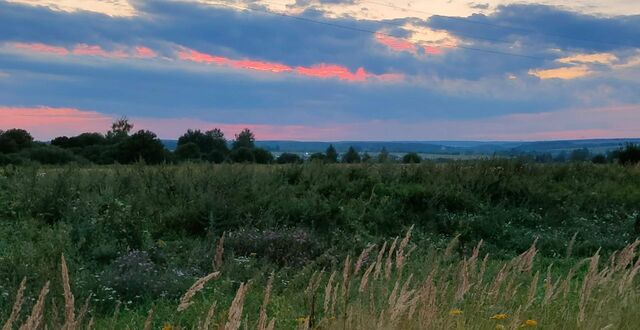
xmin=162 ymin=138 xmax=640 ymax=155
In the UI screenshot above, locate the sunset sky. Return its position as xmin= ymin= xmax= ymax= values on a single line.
xmin=1 ymin=0 xmax=639 ymax=141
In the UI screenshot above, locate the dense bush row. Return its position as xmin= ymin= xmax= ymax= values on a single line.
xmin=1 ymin=161 xmax=640 ymax=314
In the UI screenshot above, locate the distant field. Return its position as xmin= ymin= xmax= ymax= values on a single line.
xmin=1 ymin=161 xmax=640 ymax=328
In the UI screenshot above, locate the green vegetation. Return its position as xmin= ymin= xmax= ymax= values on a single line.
xmin=0 ymin=161 xmax=640 ymax=328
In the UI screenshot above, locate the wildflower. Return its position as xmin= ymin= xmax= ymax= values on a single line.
xmin=490 ymin=313 xmax=509 ymax=320
xmin=296 ymin=316 xmax=308 ymax=323
xmin=496 ymin=325 xmax=505 ymax=330
xmin=162 ymin=324 xmax=173 ymax=330
xmin=449 ymin=309 xmax=463 ymax=316
xmin=522 ymin=319 xmax=538 ymax=327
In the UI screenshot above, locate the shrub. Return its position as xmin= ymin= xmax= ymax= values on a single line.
xmin=225 ymin=228 xmax=323 ymax=266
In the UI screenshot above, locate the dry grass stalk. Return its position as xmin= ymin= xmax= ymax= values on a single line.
xmin=330 ymin=282 xmax=340 ymax=317
xmin=477 ymin=254 xmax=489 ymax=288
xmin=61 ymin=254 xmax=76 ymax=330
xmin=257 ymin=274 xmax=274 ymax=330
xmin=341 ymin=255 xmax=352 ymax=301
xmin=454 ymin=260 xmax=470 ymax=301
xmin=543 ymin=265 xmax=556 ymax=304
xmin=514 ymin=239 xmax=538 ymax=273
xmin=304 ymin=271 xmax=323 ymax=328
xmin=358 ymin=262 xmax=377 ymax=293
xmin=265 ymin=319 xmax=276 ymax=330
xmin=488 ymin=264 xmax=509 ymax=300
xmin=177 ymin=271 xmax=221 ymax=312
xmin=18 ymin=281 xmax=50 ymax=330
xmin=526 ymin=270 xmax=540 ymax=309
xmin=3 ymin=277 xmax=27 ymax=330
xmin=388 ymin=275 xmax=415 ymax=325
xmin=443 ymin=235 xmax=460 ymax=259
xmin=225 ymin=282 xmax=249 ymax=330
xmin=323 ymin=271 xmax=336 ymax=315
xmin=566 ymin=232 xmax=578 ymax=258
xmin=579 ymin=250 xmax=601 ymax=323
xmin=143 ymin=307 xmax=154 ymax=330
xmin=395 ymin=225 xmax=414 ymax=273
xmin=75 ymin=294 xmax=92 ymax=328
xmin=354 ymin=244 xmax=376 ymax=276
xmin=385 ymin=238 xmax=398 ymax=280
xmin=417 ymin=272 xmax=437 ymax=328
xmin=615 ymin=240 xmax=639 ymax=272
xmin=373 ymin=241 xmax=387 ymax=280
xmin=199 ymin=301 xmax=217 ymax=330
xmin=468 ymin=240 xmax=483 ymax=270
xmin=213 ymin=233 xmax=225 ymax=271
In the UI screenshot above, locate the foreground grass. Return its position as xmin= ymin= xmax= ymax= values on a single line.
xmin=5 ymin=228 xmax=640 ymax=329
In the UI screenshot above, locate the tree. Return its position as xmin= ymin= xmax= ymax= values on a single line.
xmin=233 ymin=129 xmax=255 ymax=150
xmin=107 ymin=117 xmax=133 ymax=141
xmin=230 ymin=147 xmax=255 ymax=163
xmin=591 ymin=154 xmax=607 ymax=164
xmin=0 ymin=129 xmax=33 ymax=153
xmin=309 ymin=152 xmax=326 ymax=162
xmin=342 ymin=146 xmax=361 ymax=163
xmin=402 ymin=152 xmax=421 ymax=164
xmin=569 ymin=148 xmax=590 ymax=162
xmin=362 ymin=152 xmax=372 ymax=163
xmin=377 ymin=147 xmax=390 ymax=163
xmin=253 ymin=148 xmax=274 ymax=164
xmin=617 ymin=143 xmax=640 ymax=165
xmin=175 ymin=142 xmax=201 ymax=160
xmin=277 ymin=153 xmax=303 ymax=164
xmin=325 ymin=144 xmax=338 ymax=163
xmin=117 ymin=130 xmax=166 ymax=164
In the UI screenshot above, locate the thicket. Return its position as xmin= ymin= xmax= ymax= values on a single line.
xmin=1 ymin=161 xmax=640 ymax=322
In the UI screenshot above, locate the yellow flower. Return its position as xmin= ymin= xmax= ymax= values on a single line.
xmin=449 ymin=309 xmax=463 ymax=316
xmin=522 ymin=319 xmax=538 ymax=327
xmin=162 ymin=324 xmax=173 ymax=330
xmin=496 ymin=325 xmax=506 ymax=330
xmin=490 ymin=313 xmax=509 ymax=320
xmin=296 ymin=316 xmax=308 ymax=323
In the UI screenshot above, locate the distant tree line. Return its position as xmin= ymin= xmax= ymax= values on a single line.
xmin=1 ymin=119 xmax=640 ymax=166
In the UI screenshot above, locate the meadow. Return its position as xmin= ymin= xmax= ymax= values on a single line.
xmin=1 ymin=161 xmax=640 ymax=329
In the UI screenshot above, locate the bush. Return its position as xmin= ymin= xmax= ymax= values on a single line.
xmin=225 ymin=228 xmax=323 ymax=266
xmin=402 ymin=152 xmax=422 ymax=164
xmin=22 ymin=145 xmax=79 ymax=164
xmin=276 ymin=153 xmax=302 ymax=164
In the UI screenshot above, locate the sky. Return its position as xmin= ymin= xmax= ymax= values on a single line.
xmin=0 ymin=0 xmax=639 ymax=141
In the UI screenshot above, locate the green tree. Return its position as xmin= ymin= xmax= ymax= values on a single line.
xmin=325 ymin=144 xmax=338 ymax=163
xmin=253 ymin=148 xmax=274 ymax=164
xmin=402 ymin=152 xmax=421 ymax=164
xmin=342 ymin=146 xmax=361 ymax=163
xmin=617 ymin=143 xmax=640 ymax=165
xmin=309 ymin=152 xmax=326 ymax=162
xmin=233 ymin=129 xmax=255 ymax=150
xmin=277 ymin=153 xmax=303 ymax=164
xmin=107 ymin=117 xmax=133 ymax=140
xmin=377 ymin=147 xmax=390 ymax=163
xmin=0 ymin=129 xmax=33 ymax=153
xmin=117 ymin=130 xmax=166 ymax=164
xmin=175 ymin=142 xmax=201 ymax=160
xmin=230 ymin=147 xmax=255 ymax=163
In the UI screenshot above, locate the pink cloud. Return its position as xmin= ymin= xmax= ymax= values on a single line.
xmin=375 ymin=34 xmax=417 ymax=54
xmin=231 ymin=60 xmax=293 ymax=73
xmin=11 ymin=42 xmax=155 ymax=59
xmin=135 ymin=46 xmax=157 ymax=58
xmin=12 ymin=42 xmax=69 ymax=56
xmin=423 ymin=45 xmax=443 ymax=55
xmin=177 ymin=47 xmax=402 ymax=83
xmin=296 ymin=64 xmax=368 ymax=81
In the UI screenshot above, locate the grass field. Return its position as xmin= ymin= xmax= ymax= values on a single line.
xmin=1 ymin=161 xmax=640 ymax=329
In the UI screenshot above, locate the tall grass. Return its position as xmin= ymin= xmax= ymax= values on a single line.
xmin=4 ymin=227 xmax=640 ymax=329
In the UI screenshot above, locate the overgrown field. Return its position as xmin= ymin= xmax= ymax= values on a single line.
xmin=1 ymin=161 xmax=640 ymax=328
